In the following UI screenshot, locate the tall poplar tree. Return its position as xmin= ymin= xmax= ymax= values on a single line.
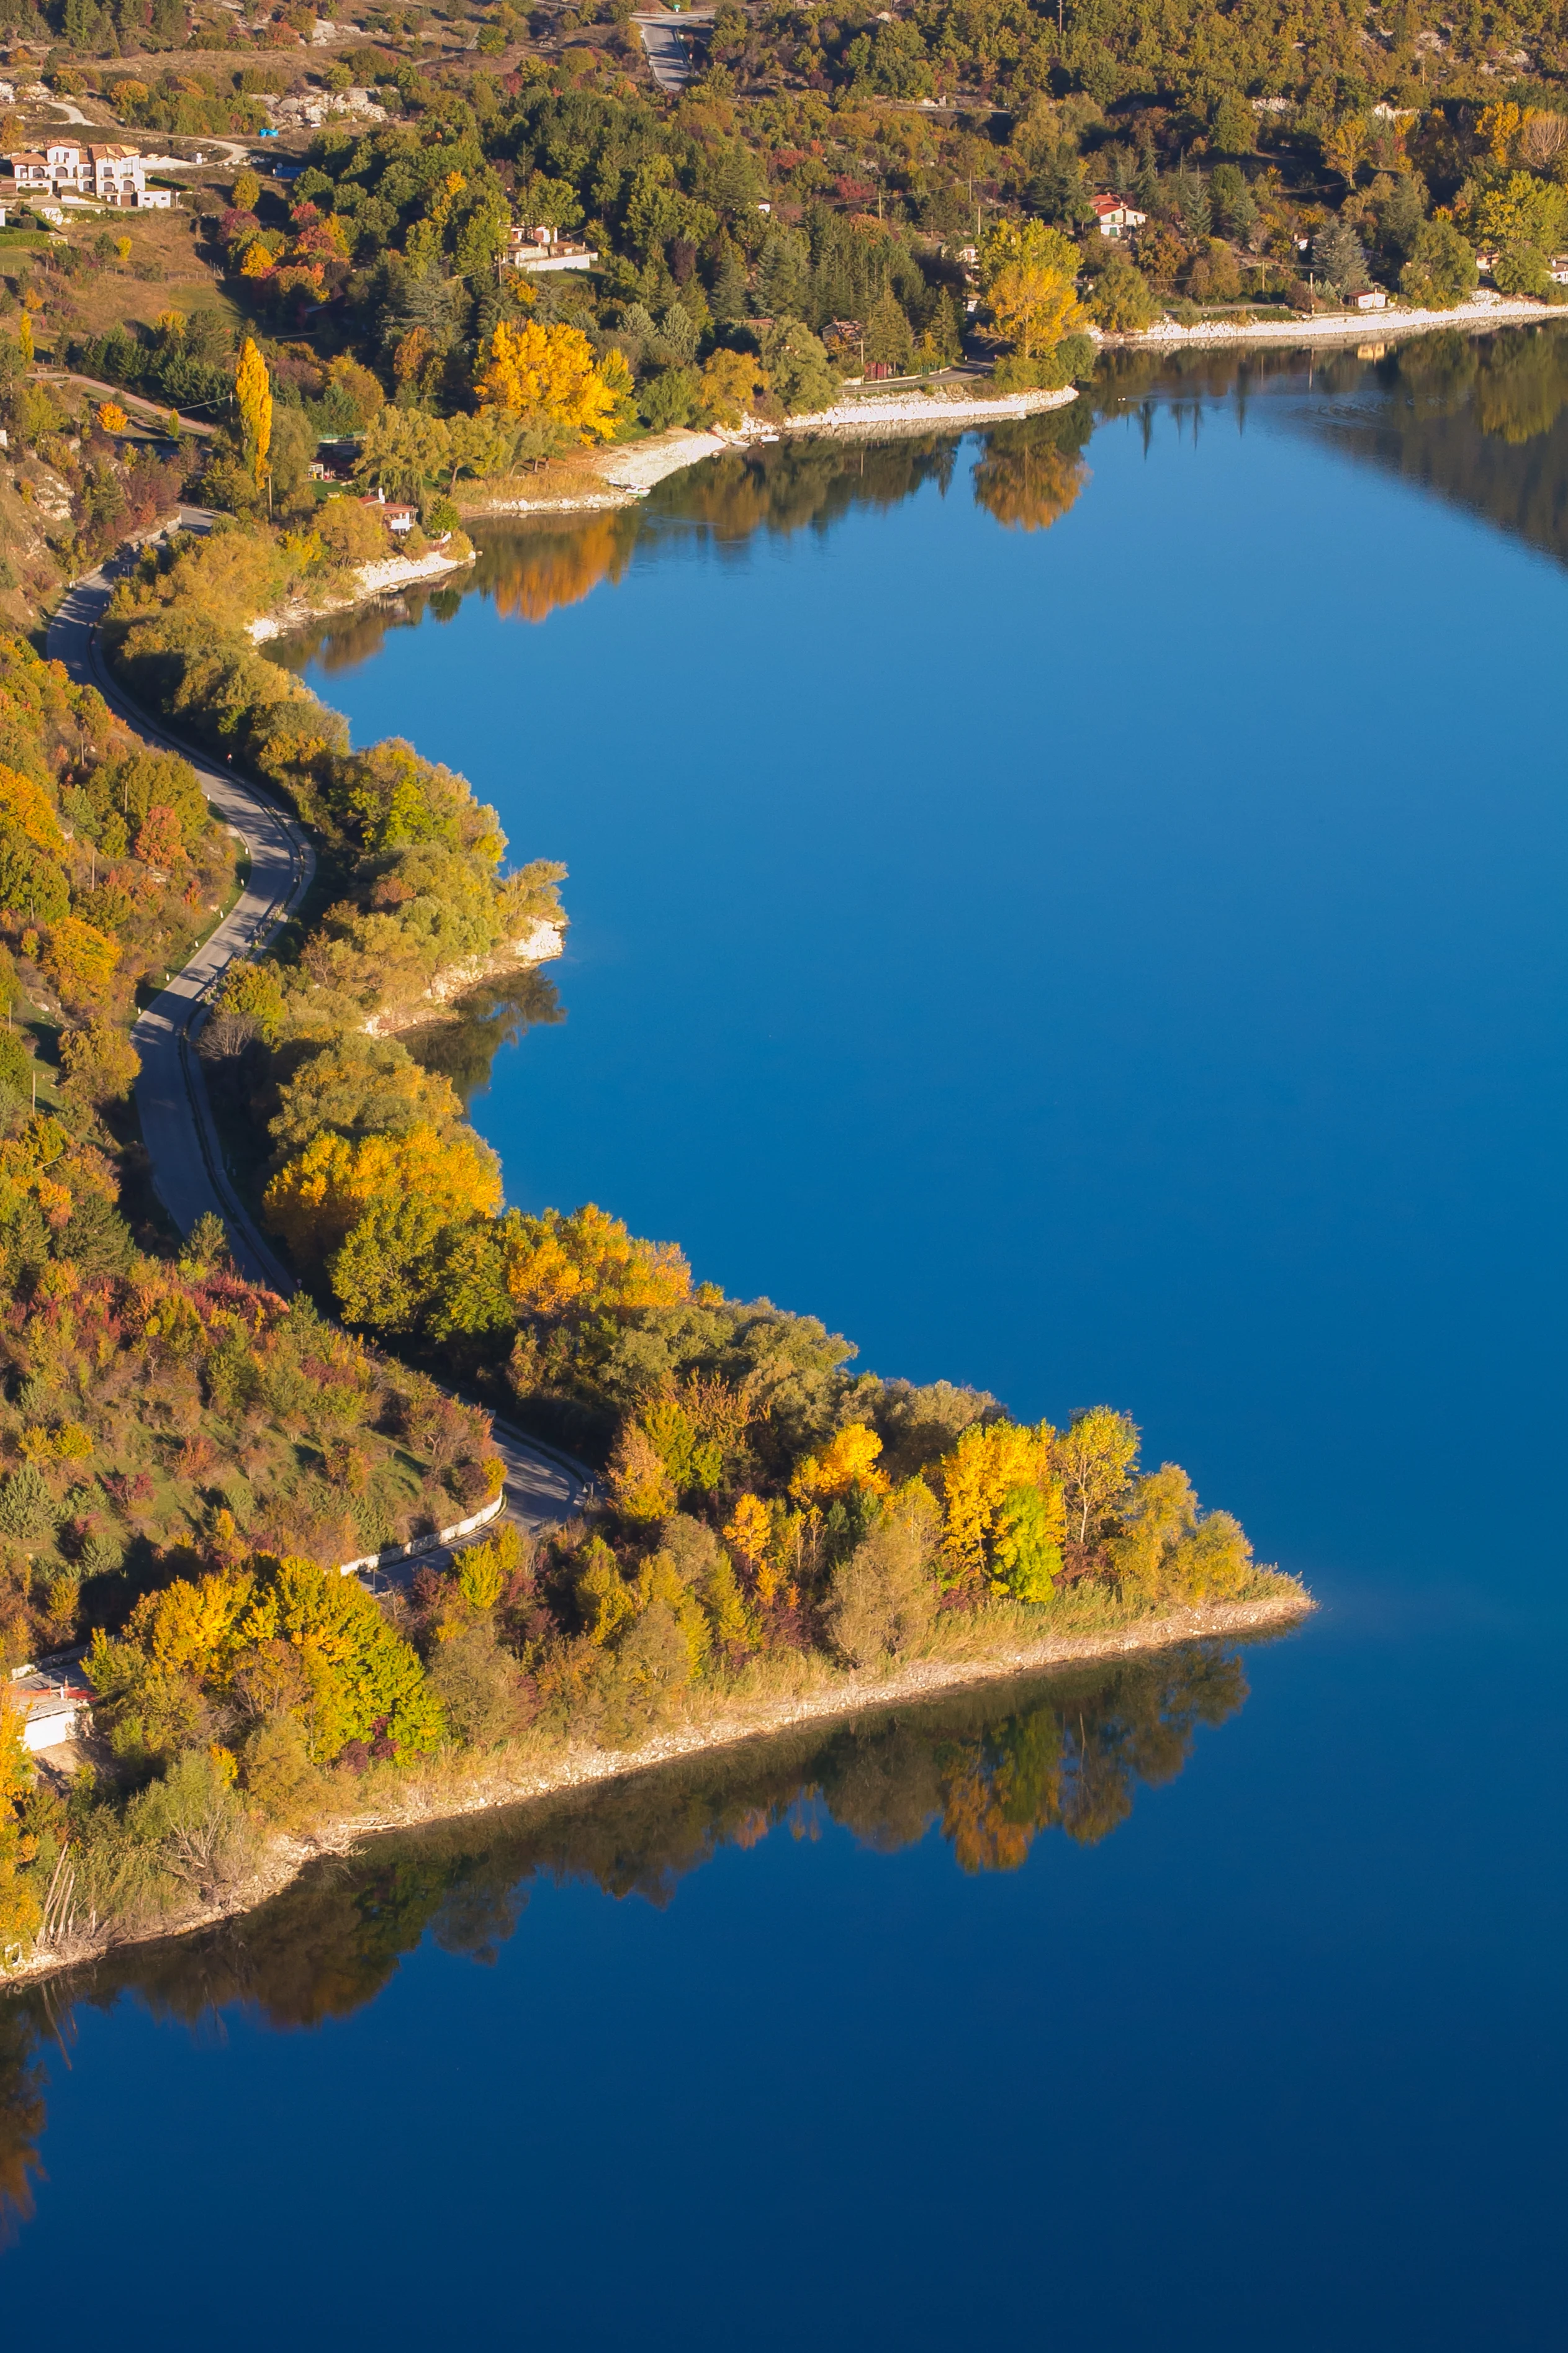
xmin=234 ymin=335 xmax=273 ymax=495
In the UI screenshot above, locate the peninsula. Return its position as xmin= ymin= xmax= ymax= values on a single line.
xmin=0 ymin=492 xmax=1309 ymax=1986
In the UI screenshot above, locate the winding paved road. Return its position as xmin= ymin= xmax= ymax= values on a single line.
xmin=47 ymin=518 xmax=593 ymax=1537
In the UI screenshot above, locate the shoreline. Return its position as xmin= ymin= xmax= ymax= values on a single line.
xmin=248 ymin=544 xmax=478 ymax=644
xmin=6 ymin=1585 xmax=1311 ymax=1989
xmin=1102 ymin=291 xmax=1565 ymax=352
xmin=454 ymin=387 xmax=1080 ymax=518
xmin=359 ymin=917 xmax=565 ymax=1036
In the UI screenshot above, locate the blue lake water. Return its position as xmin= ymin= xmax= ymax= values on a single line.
xmin=4 ymin=335 xmax=1566 ymax=2346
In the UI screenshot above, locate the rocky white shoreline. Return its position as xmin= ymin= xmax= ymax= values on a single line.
xmin=777 ymin=382 xmax=1079 ymax=435
xmin=247 ymin=544 xmax=477 ymax=644
xmin=1102 ymin=289 xmax=1566 ymax=351
xmin=362 ymin=918 xmax=565 ymax=1037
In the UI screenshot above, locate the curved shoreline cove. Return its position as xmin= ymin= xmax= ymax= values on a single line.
xmin=2 ymin=337 xmax=1566 ymax=2348
xmin=0 ymin=388 xmax=1299 ymax=1992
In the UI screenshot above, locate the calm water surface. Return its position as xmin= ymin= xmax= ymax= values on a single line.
xmin=4 ymin=331 xmax=1566 ymax=2347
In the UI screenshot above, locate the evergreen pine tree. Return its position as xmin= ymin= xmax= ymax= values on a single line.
xmin=710 ymin=238 xmax=749 ymax=323
xmin=864 ymin=286 xmax=913 ymax=373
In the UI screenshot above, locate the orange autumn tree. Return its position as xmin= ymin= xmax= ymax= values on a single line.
xmin=475 ymin=319 xmax=629 ymax=450
xmin=790 ymin=1421 xmax=890 ymax=1506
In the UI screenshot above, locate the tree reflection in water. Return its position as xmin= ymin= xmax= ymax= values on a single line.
xmin=1097 ymin=322 xmax=1568 ymax=562
xmin=273 ymin=326 xmax=1568 ymax=702
xmin=0 ymin=1638 xmax=1262 ymax=2224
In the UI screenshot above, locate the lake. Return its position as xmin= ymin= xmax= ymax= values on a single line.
xmin=4 ymin=328 xmax=1566 ymax=2347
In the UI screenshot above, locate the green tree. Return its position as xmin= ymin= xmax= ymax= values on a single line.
xmin=60 ymin=1019 xmax=140 ymax=1108
xmin=760 ymin=317 xmax=836 ymax=415
xmin=710 ymin=238 xmax=749 ymax=323
xmin=1212 ymin=93 xmax=1253 ymax=154
xmin=992 ymin=1484 xmax=1062 ymax=1602
xmin=863 ymin=286 xmax=913 ymax=373
xmin=1057 ymin=1407 xmax=1140 ymax=1549
xmin=1313 ymin=215 xmax=1369 ymax=294
xmin=1088 ymin=251 xmax=1158 ymax=332
xmin=1400 ymin=219 xmax=1477 ymax=310
xmin=354 ymin=405 xmax=452 ymax=499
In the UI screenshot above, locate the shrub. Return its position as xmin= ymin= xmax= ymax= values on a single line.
xmin=827 ymin=1514 xmax=937 ymax=1666
xmin=428 ymin=1620 xmax=532 ymax=1747
xmin=317 ymin=498 xmax=390 ymax=568
xmin=0 ymin=1468 xmax=55 ymax=1543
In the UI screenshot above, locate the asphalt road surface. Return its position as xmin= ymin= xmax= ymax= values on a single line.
xmin=48 ymin=518 xmax=594 ymax=1538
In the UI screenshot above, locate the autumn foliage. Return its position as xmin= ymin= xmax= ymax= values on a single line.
xmin=476 ymin=318 xmax=628 ymax=448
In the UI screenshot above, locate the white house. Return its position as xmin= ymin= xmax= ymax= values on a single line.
xmin=499 ymin=222 xmax=598 ymax=274
xmin=1344 ymin=286 xmax=1389 ymax=310
xmin=3 ymin=140 xmax=163 ymax=207
xmin=9 ymin=1662 xmax=94 ymax=1753
xmin=1091 ymin=192 xmax=1148 ymax=238
xmin=359 ymin=489 xmax=417 ymax=533
xmin=89 ymin=143 xmax=148 ymax=206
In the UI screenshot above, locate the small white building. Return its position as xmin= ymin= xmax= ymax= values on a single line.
xmin=359 ymin=489 xmax=417 ymax=533
xmin=9 ymin=1662 xmax=94 ymax=1753
xmin=1344 ymin=286 xmax=1389 ymax=310
xmin=499 ymin=223 xmax=598 ymax=274
xmin=1091 ymin=193 xmax=1148 ymax=238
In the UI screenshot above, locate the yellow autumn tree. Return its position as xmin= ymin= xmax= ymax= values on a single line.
xmin=0 ymin=766 xmax=64 ymax=856
xmin=0 ymin=1685 xmax=40 ymax=1953
xmin=790 ymin=1421 xmax=890 ymax=1506
xmin=95 ymin=400 xmax=130 ymax=435
xmin=475 ymin=318 xmax=624 ymax=447
xmin=263 ymin=1120 xmax=502 ymax=1265
xmin=980 ymin=219 xmax=1086 ymax=364
xmin=987 ymin=262 xmax=1085 ymax=361
xmin=938 ymin=1419 xmax=1058 ymax=1587
xmin=723 ymin=1493 xmax=771 ymax=1572
xmin=608 ymin=1420 xmax=678 ymax=1520
xmin=235 ymin=334 xmax=273 ymax=490
xmin=500 ymin=1202 xmax=690 ymax=1316
xmin=17 ymin=312 xmax=32 ymax=368
xmin=43 ymin=916 xmax=119 ymax=1006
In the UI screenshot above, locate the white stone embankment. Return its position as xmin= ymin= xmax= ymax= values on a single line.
xmin=363 ymin=918 xmax=564 ymax=1037
xmin=248 ymin=544 xmax=477 ymax=644
xmin=780 ymin=382 xmax=1079 ymax=434
xmin=1102 ymin=290 xmax=1565 ymax=352
xmin=456 ymin=389 xmax=1080 ymax=518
